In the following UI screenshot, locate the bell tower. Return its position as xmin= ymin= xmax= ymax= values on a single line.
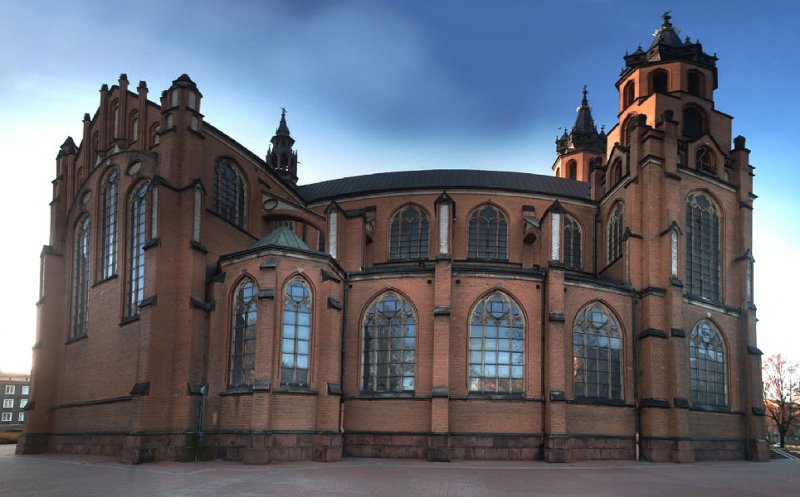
xmin=266 ymin=108 xmax=299 ymax=184
xmin=553 ymin=86 xmax=606 ymax=182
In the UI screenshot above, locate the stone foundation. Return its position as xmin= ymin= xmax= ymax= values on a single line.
xmin=344 ymin=432 xmax=544 ymax=461
xmin=640 ymin=437 xmax=749 ymax=463
xmin=544 ymin=436 xmax=636 ymax=463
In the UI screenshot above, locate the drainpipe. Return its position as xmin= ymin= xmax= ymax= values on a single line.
xmin=632 ymin=290 xmax=640 ymax=461
xmin=194 ymin=384 xmax=208 ymax=462
xmin=338 ymin=271 xmax=350 ymax=435
xmin=540 ymin=269 xmax=547 ymax=445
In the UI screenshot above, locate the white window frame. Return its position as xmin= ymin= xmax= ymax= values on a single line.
xmin=20 ymin=400 xmax=28 ymax=409
xmin=4 ymin=385 xmax=14 ymax=395
xmin=21 ymin=385 xmax=29 ymax=396
xmin=3 ymin=399 xmax=13 ymax=408
xmin=1 ymin=413 xmax=12 ymax=422
xmin=18 ymin=412 xmax=24 ymax=423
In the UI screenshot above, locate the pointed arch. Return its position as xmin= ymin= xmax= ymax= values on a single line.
xmin=71 ymin=215 xmax=92 ymax=339
xmin=689 ymin=320 xmax=727 ymax=406
xmin=229 ymin=276 xmax=257 ymax=388
xmin=467 ymin=203 xmax=508 ymax=261
xmin=567 ymin=160 xmax=578 ymax=180
xmin=389 ymin=203 xmax=430 ymax=261
xmin=695 ymin=146 xmax=717 ymax=174
xmin=563 ymin=213 xmax=582 ymax=270
xmin=650 ymin=69 xmax=669 ymax=94
xmin=606 ymin=201 xmax=624 ymax=264
xmin=280 ymin=275 xmax=313 ymax=387
xmin=129 ymin=110 xmax=139 ymax=142
xmin=688 ymin=70 xmax=705 ymax=97
xmin=468 ymin=291 xmax=525 ymax=394
xmin=686 ymin=191 xmax=721 ymax=301
xmin=99 ymin=167 xmax=119 ymax=279
xmin=213 ymin=158 xmax=247 ymax=228
xmin=682 ymin=105 xmax=705 ymax=141
xmin=572 ymin=301 xmax=623 ymax=401
xmin=361 ymin=291 xmax=417 ymax=393
xmin=623 ymin=80 xmax=635 ymax=108
xmin=125 ymin=180 xmax=149 ymax=318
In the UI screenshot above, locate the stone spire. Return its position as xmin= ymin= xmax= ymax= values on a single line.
xmin=266 ymin=108 xmax=298 ymax=184
xmin=556 ymin=87 xmax=605 ymax=155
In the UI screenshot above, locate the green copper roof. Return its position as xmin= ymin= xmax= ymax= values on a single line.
xmin=253 ymin=225 xmax=310 ymax=251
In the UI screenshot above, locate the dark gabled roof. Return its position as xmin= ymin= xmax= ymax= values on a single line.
xmin=252 ymin=225 xmax=311 ymax=251
xmin=296 ymin=169 xmax=591 ymax=203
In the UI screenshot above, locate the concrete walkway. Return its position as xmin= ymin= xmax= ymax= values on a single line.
xmin=1 ymin=445 xmax=797 ymax=497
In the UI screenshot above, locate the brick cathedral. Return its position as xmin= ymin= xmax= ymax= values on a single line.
xmin=19 ymin=15 xmax=770 ymax=463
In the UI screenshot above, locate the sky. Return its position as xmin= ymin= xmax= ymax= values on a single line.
xmin=1 ymin=0 xmax=798 ymax=373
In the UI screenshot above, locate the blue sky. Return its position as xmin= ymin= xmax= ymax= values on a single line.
xmin=1 ymin=0 xmax=798 ymax=372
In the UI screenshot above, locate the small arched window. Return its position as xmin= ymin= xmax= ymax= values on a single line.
xmin=468 ymin=205 xmax=508 ymax=261
xmin=686 ymin=192 xmax=720 ymax=301
xmin=563 ymin=215 xmax=582 ymax=270
xmin=695 ymin=147 xmax=716 ymax=174
xmin=126 ymin=182 xmax=149 ymax=318
xmin=651 ymin=70 xmax=668 ymax=94
xmin=567 ymin=160 xmax=578 ymax=180
xmin=688 ymin=71 xmax=704 ymax=97
xmin=389 ymin=205 xmax=429 ymax=261
xmin=573 ymin=302 xmax=623 ymax=401
xmin=213 ymin=159 xmax=246 ymax=228
xmin=623 ymin=116 xmax=637 ymax=146
xmin=71 ymin=216 xmax=91 ymax=339
xmin=112 ymin=101 xmax=120 ymax=139
xmin=151 ymin=124 xmax=161 ymax=146
xmin=608 ymin=159 xmax=623 ymax=187
xmin=362 ymin=292 xmax=416 ymax=393
xmin=281 ymin=278 xmax=312 ymax=387
xmin=468 ymin=292 xmax=525 ymax=394
xmin=100 ymin=168 xmax=119 ymax=279
xmin=690 ymin=320 xmax=726 ymax=406
xmin=607 ymin=202 xmax=624 ymax=264
xmin=623 ymin=81 xmax=635 ymax=108
xmin=229 ymin=278 xmax=257 ymax=388
xmin=683 ymin=106 xmax=704 ymax=140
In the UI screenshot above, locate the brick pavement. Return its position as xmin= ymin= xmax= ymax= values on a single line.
xmin=1 ymin=445 xmax=797 ymax=497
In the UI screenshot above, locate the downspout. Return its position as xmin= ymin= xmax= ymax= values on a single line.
xmin=338 ymin=272 xmax=350 ymax=435
xmin=632 ymin=290 xmax=640 ymax=461
xmin=540 ymin=270 xmax=547 ymax=446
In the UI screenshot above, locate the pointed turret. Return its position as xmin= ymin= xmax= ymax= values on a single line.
xmin=266 ymin=108 xmax=299 ymax=184
xmin=559 ymin=87 xmax=606 ymax=155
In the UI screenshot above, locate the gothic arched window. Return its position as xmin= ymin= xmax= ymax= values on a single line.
xmin=695 ymin=147 xmax=716 ymax=174
xmin=686 ymin=192 xmax=720 ymax=301
xmin=129 ymin=111 xmax=138 ymax=142
xmin=651 ymin=69 xmax=668 ymax=94
xmin=100 ymin=168 xmax=119 ymax=279
xmin=71 ymin=216 xmax=91 ymax=339
xmin=280 ymin=278 xmax=312 ymax=387
xmin=389 ymin=205 xmax=429 ymax=261
xmin=567 ymin=160 xmax=578 ymax=180
xmin=573 ymin=302 xmax=623 ymax=401
xmin=563 ymin=215 xmax=582 ymax=270
xmin=623 ymin=80 xmax=635 ymax=108
xmin=229 ymin=278 xmax=257 ymax=388
xmin=126 ymin=182 xmax=149 ymax=318
xmin=683 ymin=106 xmax=704 ymax=141
xmin=606 ymin=202 xmax=624 ymax=264
xmin=688 ymin=70 xmax=704 ymax=97
xmin=468 ymin=205 xmax=508 ymax=261
xmin=213 ymin=159 xmax=246 ymax=228
xmin=362 ymin=292 xmax=416 ymax=393
xmin=690 ymin=320 xmax=726 ymax=406
xmin=468 ymin=292 xmax=525 ymax=394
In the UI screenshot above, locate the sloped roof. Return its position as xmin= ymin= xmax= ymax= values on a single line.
xmin=296 ymin=169 xmax=591 ymax=203
xmin=252 ymin=225 xmax=310 ymax=251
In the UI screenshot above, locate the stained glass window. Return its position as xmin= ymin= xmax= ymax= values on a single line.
xmin=362 ymin=292 xmax=416 ymax=393
xmin=468 ymin=292 xmax=524 ymax=394
xmin=573 ymin=303 xmax=623 ymax=401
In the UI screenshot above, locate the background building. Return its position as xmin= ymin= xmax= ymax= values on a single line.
xmin=1 ymin=373 xmax=31 ymax=432
xmin=18 ymin=15 xmax=769 ymax=464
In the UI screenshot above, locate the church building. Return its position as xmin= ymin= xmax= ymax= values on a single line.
xmin=19 ymin=15 xmax=770 ymax=464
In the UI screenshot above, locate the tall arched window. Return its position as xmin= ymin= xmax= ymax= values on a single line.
xmin=151 ymin=123 xmax=161 ymax=146
xmin=563 ymin=215 xmax=582 ymax=270
xmin=468 ymin=205 xmax=508 ymax=261
xmin=623 ymin=116 xmax=637 ymax=146
xmin=100 ymin=168 xmax=119 ymax=279
xmin=623 ymin=80 xmax=635 ymax=108
xmin=126 ymin=182 xmax=149 ymax=318
xmin=688 ymin=70 xmax=704 ymax=97
xmin=71 ymin=216 xmax=91 ymax=339
xmin=213 ymin=159 xmax=246 ymax=228
xmin=112 ymin=101 xmax=120 ymax=139
xmin=230 ymin=278 xmax=257 ymax=388
xmin=686 ymin=192 xmax=720 ymax=301
xmin=573 ymin=302 xmax=623 ymax=400
xmin=651 ymin=70 xmax=668 ymax=94
xmin=690 ymin=320 xmax=726 ymax=406
xmin=606 ymin=202 xmax=624 ymax=263
xmin=281 ymin=278 xmax=312 ymax=387
xmin=362 ymin=292 xmax=416 ymax=393
xmin=389 ymin=205 xmax=429 ymax=261
xmin=130 ymin=111 xmax=138 ymax=142
xmin=683 ymin=106 xmax=704 ymax=140
xmin=468 ymin=292 xmax=524 ymax=394
xmin=567 ymin=160 xmax=578 ymax=180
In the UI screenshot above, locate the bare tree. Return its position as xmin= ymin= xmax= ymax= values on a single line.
xmin=763 ymin=354 xmax=800 ymax=448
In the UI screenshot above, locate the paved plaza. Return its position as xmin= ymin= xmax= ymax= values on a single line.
xmin=1 ymin=445 xmax=797 ymax=497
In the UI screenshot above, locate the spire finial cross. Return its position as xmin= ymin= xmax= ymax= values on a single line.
xmin=662 ymin=11 xmax=672 ymax=26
